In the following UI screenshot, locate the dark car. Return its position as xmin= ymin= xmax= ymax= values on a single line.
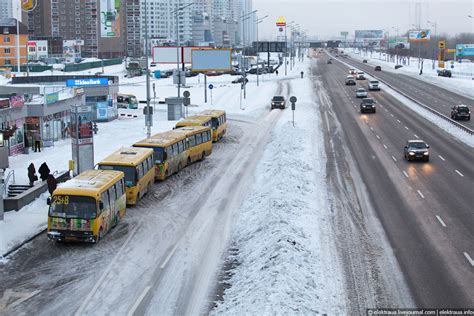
xmin=360 ymin=98 xmax=376 ymax=113
xmin=232 ymin=77 xmax=249 ymax=84
xmin=438 ymin=69 xmax=452 ymax=77
xmin=451 ymin=104 xmax=471 ymax=121
xmin=327 ymin=60 xmax=332 ymax=64
xmin=271 ymin=96 xmax=286 ymax=109
xmin=363 ymin=59 xmax=368 ymax=63
xmin=404 ymin=140 xmax=430 ymax=162
xmin=374 ymin=65 xmax=382 ymax=71
xmin=395 ymin=65 xmax=403 ymax=69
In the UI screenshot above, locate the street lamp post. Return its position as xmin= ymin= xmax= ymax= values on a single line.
xmin=427 ymin=20 xmax=437 ymax=69
xmin=144 ymin=0 xmax=152 ymax=137
xmin=239 ymin=9 xmax=257 ymax=99
xmin=285 ymin=21 xmax=295 ymax=76
xmin=255 ymin=15 xmax=268 ymax=87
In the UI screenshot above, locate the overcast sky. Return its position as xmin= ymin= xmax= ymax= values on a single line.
xmin=253 ymin=0 xmax=474 ymax=40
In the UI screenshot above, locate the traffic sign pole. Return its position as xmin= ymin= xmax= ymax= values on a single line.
xmin=290 ymin=96 xmax=297 ymax=127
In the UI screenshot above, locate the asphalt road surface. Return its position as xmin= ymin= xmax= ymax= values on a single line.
xmin=313 ymin=53 xmax=474 ymax=308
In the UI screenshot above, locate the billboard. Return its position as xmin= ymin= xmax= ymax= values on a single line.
xmin=355 ymin=30 xmax=384 ymax=40
xmin=276 ymin=16 xmax=286 ymax=27
xmin=191 ymin=49 xmax=232 ymax=72
xmin=456 ymin=44 xmax=474 ymax=57
xmin=66 ymin=78 xmax=109 ymax=87
xmin=152 ymin=46 xmax=206 ymax=64
xmin=388 ymin=37 xmax=410 ymax=49
xmin=100 ymin=0 xmax=121 ymax=37
xmin=409 ymin=30 xmax=431 ymax=42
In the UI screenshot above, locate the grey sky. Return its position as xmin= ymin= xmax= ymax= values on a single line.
xmin=253 ymin=0 xmax=474 ymax=40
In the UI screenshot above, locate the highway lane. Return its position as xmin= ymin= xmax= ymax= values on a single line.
xmin=336 ymin=54 xmax=474 ymax=130
xmin=314 ymin=55 xmax=474 ymax=307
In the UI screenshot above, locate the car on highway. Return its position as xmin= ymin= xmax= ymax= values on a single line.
xmin=451 ymin=104 xmax=471 ymax=121
xmin=404 ymin=140 xmax=430 ymax=162
xmin=345 ymin=75 xmax=356 ymax=85
xmin=327 ymin=60 xmax=332 ymax=64
xmin=374 ymin=65 xmax=382 ymax=71
xmin=356 ymin=88 xmax=368 ymax=98
xmin=271 ymin=96 xmax=286 ymax=109
xmin=438 ymin=69 xmax=452 ymax=78
xmin=368 ymin=80 xmax=381 ymax=91
xmin=363 ymin=59 xmax=368 ymax=63
xmin=232 ymin=77 xmax=249 ymax=84
xmin=360 ymin=98 xmax=376 ymax=113
xmin=349 ymin=69 xmax=357 ymax=75
xmin=356 ymin=71 xmax=365 ymax=80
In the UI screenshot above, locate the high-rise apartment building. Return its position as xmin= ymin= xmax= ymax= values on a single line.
xmin=125 ymin=0 xmax=141 ymax=57
xmin=0 ymin=0 xmax=20 ymax=20
xmin=0 ymin=18 xmax=28 ymax=67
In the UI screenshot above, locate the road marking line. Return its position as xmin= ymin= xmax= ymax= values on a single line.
xmin=464 ymin=252 xmax=474 ymax=267
xmin=383 ymin=144 xmax=388 ymax=149
xmin=438 ymin=155 xmax=445 ymax=161
xmin=370 ymin=127 xmax=374 ymax=131
xmin=127 ymin=286 xmax=152 ymax=316
xmin=324 ymin=112 xmax=331 ymax=133
xmin=436 ymin=215 xmax=447 ymax=228
xmin=376 ymin=135 xmax=380 ymax=139
xmin=403 ymin=171 xmax=409 ymax=178
xmin=384 ymin=109 xmax=388 ymax=112
xmin=391 ymin=156 xmax=397 ymax=162
xmin=404 ymin=126 xmax=409 ymax=130
xmin=417 ymin=190 xmax=425 ymax=199
xmin=161 ymin=243 xmax=179 ymax=269
xmin=390 ymin=114 xmax=394 ymax=117
xmin=455 ymin=170 xmax=464 ymax=177
xmin=414 ymin=134 xmax=419 ymax=138
xmin=397 ymin=119 xmax=401 ymax=123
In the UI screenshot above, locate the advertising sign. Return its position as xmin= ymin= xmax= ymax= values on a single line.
xmin=152 ymin=46 xmax=206 ymax=64
xmin=455 ymin=44 xmax=474 ymax=57
xmin=355 ymin=30 xmax=384 ymax=40
xmin=9 ymin=96 xmax=24 ymax=107
xmin=191 ymin=49 xmax=232 ymax=72
xmin=409 ymin=30 xmax=431 ymax=42
xmin=100 ymin=0 xmax=121 ymax=37
xmin=46 ymin=92 xmax=59 ymax=105
xmin=276 ymin=16 xmax=286 ymax=27
xmin=21 ymin=0 xmax=36 ymax=11
xmin=340 ymin=31 xmax=349 ymax=36
xmin=66 ymin=78 xmax=109 ymax=87
xmin=388 ymin=37 xmax=410 ymax=49
xmin=0 ymin=99 xmax=9 ymax=109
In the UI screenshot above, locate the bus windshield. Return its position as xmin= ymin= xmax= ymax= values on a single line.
xmin=49 ymin=195 xmax=97 ymax=219
xmin=99 ymin=165 xmax=136 ymax=186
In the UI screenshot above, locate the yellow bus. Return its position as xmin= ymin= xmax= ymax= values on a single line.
xmin=173 ymin=126 xmax=213 ymax=163
xmin=133 ymin=130 xmax=189 ymax=181
xmin=175 ymin=115 xmax=212 ymax=129
xmin=47 ymin=170 xmax=126 ymax=243
xmin=97 ymin=147 xmax=155 ymax=206
xmin=199 ymin=109 xmax=227 ymax=142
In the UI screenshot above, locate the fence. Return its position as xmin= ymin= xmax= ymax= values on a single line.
xmin=63 ymin=58 xmax=123 ymax=72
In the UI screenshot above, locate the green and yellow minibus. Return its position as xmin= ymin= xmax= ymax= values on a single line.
xmin=198 ymin=109 xmax=227 ymax=142
xmin=97 ymin=147 xmax=155 ymax=205
xmin=133 ymin=130 xmax=189 ymax=181
xmin=47 ymin=170 xmax=126 ymax=243
xmin=175 ymin=115 xmax=212 ymax=129
xmin=173 ymin=126 xmax=213 ymax=163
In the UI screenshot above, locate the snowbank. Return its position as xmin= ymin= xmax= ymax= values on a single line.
xmin=213 ymin=61 xmax=346 ymax=314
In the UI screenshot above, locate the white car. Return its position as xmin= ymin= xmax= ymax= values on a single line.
xmin=356 ymin=88 xmax=368 ymax=98
xmin=356 ymin=71 xmax=365 ymax=80
xmin=368 ymin=80 xmax=381 ymax=91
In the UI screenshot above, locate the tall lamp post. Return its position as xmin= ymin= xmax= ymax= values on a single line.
xmin=15 ymin=1 xmax=38 ymax=74
xmin=427 ymin=20 xmax=437 ymax=69
xmin=255 ymin=15 xmax=268 ymax=86
xmin=240 ymin=9 xmax=257 ymax=99
xmin=285 ymin=21 xmax=295 ymax=76
xmin=144 ymin=0 xmax=152 ymax=137
xmin=391 ymin=27 xmax=399 ymax=64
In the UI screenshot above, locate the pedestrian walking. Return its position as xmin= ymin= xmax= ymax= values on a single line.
xmin=27 ymin=163 xmax=38 ymax=186
xmin=34 ymin=132 xmax=41 ymax=152
xmin=46 ymin=174 xmax=57 ymax=196
xmin=300 ymin=71 xmax=304 ymax=78
xmin=275 ymin=70 xmax=279 ymax=76
xmin=38 ymin=162 xmax=50 ymax=181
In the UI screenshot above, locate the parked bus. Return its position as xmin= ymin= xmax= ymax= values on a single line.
xmin=47 ymin=170 xmax=126 ymax=243
xmin=175 ymin=115 xmax=212 ymax=129
xmin=198 ymin=109 xmax=227 ymax=142
xmin=173 ymin=126 xmax=213 ymax=163
xmin=117 ymin=93 xmax=138 ymax=109
xmin=133 ymin=130 xmax=189 ymax=180
xmin=97 ymin=147 xmax=155 ymax=205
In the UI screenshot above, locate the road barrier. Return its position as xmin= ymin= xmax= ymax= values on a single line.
xmin=335 ymin=55 xmax=474 ymax=136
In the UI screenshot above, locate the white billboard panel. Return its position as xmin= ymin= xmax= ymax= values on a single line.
xmin=152 ymin=46 xmax=208 ymax=64
xmin=191 ymin=49 xmax=232 ymax=72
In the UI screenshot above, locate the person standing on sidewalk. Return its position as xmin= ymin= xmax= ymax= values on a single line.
xmin=24 ymin=132 xmax=29 ymax=154
xmin=46 ymin=174 xmax=57 ymax=196
xmin=39 ymin=162 xmax=50 ymax=182
xmin=34 ymin=132 xmax=41 ymax=152
xmin=27 ymin=163 xmax=38 ymax=186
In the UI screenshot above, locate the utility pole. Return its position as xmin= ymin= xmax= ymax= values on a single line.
xmin=256 ymin=15 xmax=268 ymax=87
xmin=144 ymin=0 xmax=152 ymax=137
xmin=427 ymin=21 xmax=437 ymax=69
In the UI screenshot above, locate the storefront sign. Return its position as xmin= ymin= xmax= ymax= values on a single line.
xmin=0 ymin=99 xmax=9 ymax=109
xmin=66 ymin=78 xmax=109 ymax=87
xmin=9 ymin=95 xmax=24 ymax=107
xmin=46 ymin=92 xmax=59 ymax=105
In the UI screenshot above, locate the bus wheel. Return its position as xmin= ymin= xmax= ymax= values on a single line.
xmin=97 ymin=228 xmax=104 ymax=242
xmin=200 ymin=152 xmax=205 ymax=161
xmin=178 ymin=163 xmax=182 ymax=172
xmin=188 ymin=157 xmax=192 ymax=165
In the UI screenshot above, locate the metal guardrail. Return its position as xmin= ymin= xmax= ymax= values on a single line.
xmin=3 ymin=170 xmax=15 ymax=196
xmin=337 ymin=55 xmax=474 ymax=136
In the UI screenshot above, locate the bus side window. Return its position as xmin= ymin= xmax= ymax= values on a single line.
xmin=208 ymin=131 xmax=211 ymax=141
xmin=189 ymin=135 xmax=196 ymax=147
xmin=101 ymin=191 xmax=110 ymax=212
xmin=148 ymin=156 xmax=153 ymax=171
xmin=143 ymin=158 xmax=148 ymax=172
xmin=120 ymin=179 xmax=125 ymax=195
xmin=115 ymin=181 xmax=123 ymax=197
xmin=224 ymin=113 xmax=226 ymax=122
xmin=196 ymin=133 xmax=202 ymax=145
xmin=138 ymin=164 xmax=144 ymax=179
xmin=173 ymin=143 xmax=179 ymax=155
xmin=109 ymin=185 xmax=116 ymax=205
xmin=178 ymin=140 xmax=184 ymax=153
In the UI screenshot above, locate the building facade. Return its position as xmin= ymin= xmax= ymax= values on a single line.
xmin=0 ymin=18 xmax=28 ymax=67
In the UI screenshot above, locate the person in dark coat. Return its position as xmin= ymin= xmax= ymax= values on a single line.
xmin=38 ymin=162 xmax=50 ymax=181
xmin=27 ymin=163 xmax=37 ymax=186
xmin=47 ymin=174 xmax=57 ymax=195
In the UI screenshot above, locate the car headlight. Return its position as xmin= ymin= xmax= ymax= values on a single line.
xmin=272 ymin=102 xmax=275 ymax=105
xmin=409 ymin=152 xmax=415 ymax=155
xmin=423 ymin=152 xmax=429 ymax=155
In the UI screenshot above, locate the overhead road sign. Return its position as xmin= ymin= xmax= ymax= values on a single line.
xmin=191 ymin=49 xmax=232 ymax=72
xmin=253 ymin=41 xmax=287 ymax=53
xmin=409 ymin=30 xmax=431 ymax=42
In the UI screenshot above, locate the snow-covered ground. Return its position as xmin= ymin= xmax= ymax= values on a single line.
xmin=213 ymin=62 xmax=347 ymax=314
xmin=346 ymin=49 xmax=474 ymax=99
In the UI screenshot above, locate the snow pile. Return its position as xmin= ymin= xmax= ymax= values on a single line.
xmin=214 ymin=73 xmax=346 ymax=314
